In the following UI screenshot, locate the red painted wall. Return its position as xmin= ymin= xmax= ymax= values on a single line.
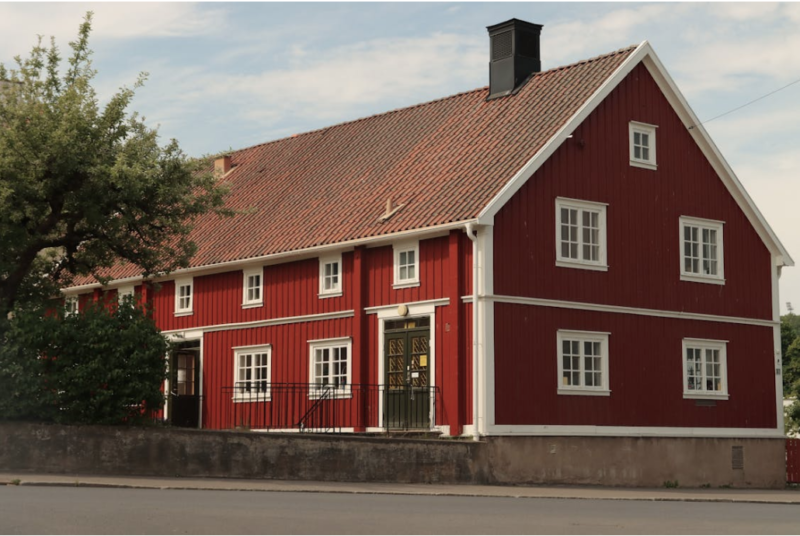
xmin=491 ymin=64 xmax=777 ymax=429
xmin=118 ymin=232 xmax=477 ymax=433
xmin=493 ymin=63 xmax=773 ymax=320
xmin=493 ymin=303 xmax=776 ymax=428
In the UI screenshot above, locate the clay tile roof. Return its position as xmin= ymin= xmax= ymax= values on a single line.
xmin=75 ymin=45 xmax=637 ymax=285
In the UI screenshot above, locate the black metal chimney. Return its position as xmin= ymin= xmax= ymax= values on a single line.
xmin=487 ymin=19 xmax=543 ymax=100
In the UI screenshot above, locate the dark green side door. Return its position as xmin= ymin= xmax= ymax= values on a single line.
xmin=384 ymin=318 xmax=430 ymax=429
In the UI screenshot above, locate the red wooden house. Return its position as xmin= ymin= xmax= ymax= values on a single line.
xmin=65 ymin=20 xmax=792 ymax=447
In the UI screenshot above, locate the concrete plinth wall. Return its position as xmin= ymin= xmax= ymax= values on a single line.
xmin=0 ymin=423 xmax=787 ymax=488
xmin=0 ymin=423 xmax=487 ymax=484
xmin=485 ymin=436 xmax=787 ymax=489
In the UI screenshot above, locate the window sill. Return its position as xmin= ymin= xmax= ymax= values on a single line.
xmin=557 ymin=388 xmax=611 ymax=397
xmin=393 ymin=281 xmax=420 ymax=289
xmin=241 ymin=302 xmax=263 ymax=309
xmin=555 ymin=260 xmax=608 ymax=272
xmin=318 ymin=291 xmax=343 ymax=299
xmin=232 ymin=396 xmax=271 ymax=403
xmin=630 ymin=160 xmax=657 ymax=171
xmin=680 ymin=274 xmax=725 ymax=286
xmin=174 ymin=311 xmax=193 ymax=317
xmin=683 ymin=392 xmax=729 ymax=401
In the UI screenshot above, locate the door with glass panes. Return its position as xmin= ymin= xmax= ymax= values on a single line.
xmin=384 ymin=317 xmax=430 ymax=429
xmin=170 ymin=343 xmax=200 ymax=428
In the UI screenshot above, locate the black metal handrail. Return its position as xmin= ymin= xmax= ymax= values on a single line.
xmin=212 ymin=383 xmax=439 ymax=433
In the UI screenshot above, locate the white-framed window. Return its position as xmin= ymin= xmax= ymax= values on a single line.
xmin=680 ymin=216 xmax=725 ymax=284
xmin=64 ymin=295 xmax=79 ymax=317
xmin=174 ymin=277 xmax=193 ymax=315
xmin=319 ymin=255 xmax=342 ymax=297
xmin=557 ymin=330 xmax=610 ymax=396
xmin=117 ymin=285 xmax=135 ymax=304
xmin=629 ymin=121 xmax=657 ymax=170
xmin=233 ymin=345 xmax=271 ymax=401
xmin=682 ymin=339 xmax=728 ymax=400
xmin=555 ymin=198 xmax=608 ymax=271
xmin=393 ymin=241 xmax=420 ymax=288
xmin=309 ymin=337 xmax=352 ymax=399
xmin=242 ymin=267 xmax=263 ymax=307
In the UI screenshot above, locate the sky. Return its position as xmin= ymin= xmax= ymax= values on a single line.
xmin=1 ymin=2 xmax=798 ymax=314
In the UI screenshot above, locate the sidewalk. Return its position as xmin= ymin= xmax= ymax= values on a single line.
xmin=1 ymin=473 xmax=798 ymax=504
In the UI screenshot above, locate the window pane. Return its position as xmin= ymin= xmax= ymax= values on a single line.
xmin=641 ymin=133 xmax=649 ymax=147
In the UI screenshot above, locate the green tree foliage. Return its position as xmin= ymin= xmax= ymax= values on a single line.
xmin=0 ymin=13 xmax=228 ymax=316
xmin=782 ymin=314 xmax=800 ymax=435
xmin=0 ymin=297 xmax=169 ymax=424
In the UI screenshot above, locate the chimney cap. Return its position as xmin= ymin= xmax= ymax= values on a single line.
xmin=487 ymin=18 xmax=543 ymax=34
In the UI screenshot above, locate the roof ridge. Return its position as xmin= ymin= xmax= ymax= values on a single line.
xmin=223 ymin=44 xmax=640 ymax=157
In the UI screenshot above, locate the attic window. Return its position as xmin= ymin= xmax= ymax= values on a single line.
xmin=629 ymin=121 xmax=657 ymax=170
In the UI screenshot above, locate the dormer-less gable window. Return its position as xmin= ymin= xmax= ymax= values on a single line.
xmin=680 ymin=216 xmax=725 ymax=284
xmin=319 ymin=255 xmax=342 ymax=297
xmin=393 ymin=241 xmax=420 ymax=288
xmin=555 ymin=197 xmax=608 ymax=271
xmin=242 ymin=268 xmax=263 ymax=307
xmin=174 ymin=277 xmax=193 ymax=316
xmin=629 ymin=121 xmax=657 ymax=170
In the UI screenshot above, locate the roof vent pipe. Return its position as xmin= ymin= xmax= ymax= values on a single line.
xmin=487 ymin=18 xmax=543 ymax=100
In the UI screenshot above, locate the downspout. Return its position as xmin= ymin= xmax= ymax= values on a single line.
xmin=465 ymin=223 xmax=479 ymax=441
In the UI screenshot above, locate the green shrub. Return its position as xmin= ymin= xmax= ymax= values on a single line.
xmin=0 ymin=297 xmax=169 ymax=425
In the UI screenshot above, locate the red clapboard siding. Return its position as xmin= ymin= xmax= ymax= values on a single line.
xmin=493 ymin=303 xmax=776 ymax=429
xmin=493 ymin=62 xmax=773 ymax=320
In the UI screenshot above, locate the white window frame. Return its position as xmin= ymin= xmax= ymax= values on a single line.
xmin=629 ymin=121 xmax=657 ymax=170
xmin=64 ymin=295 xmax=79 ymax=317
xmin=318 ymin=254 xmax=343 ymax=298
xmin=117 ymin=285 xmax=135 ymax=304
xmin=555 ymin=197 xmax=608 ymax=271
xmin=682 ymin=338 xmax=729 ymax=400
xmin=232 ymin=344 xmax=272 ymax=402
xmin=308 ymin=337 xmax=352 ymax=399
xmin=174 ymin=277 xmax=194 ymax=316
xmin=557 ymin=330 xmax=611 ymax=396
xmin=679 ymin=216 xmax=725 ymax=285
xmin=242 ymin=267 xmax=264 ymax=308
xmin=393 ymin=241 xmax=420 ymax=288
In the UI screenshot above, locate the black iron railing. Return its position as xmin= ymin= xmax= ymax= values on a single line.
xmin=211 ymin=383 xmax=439 ymax=433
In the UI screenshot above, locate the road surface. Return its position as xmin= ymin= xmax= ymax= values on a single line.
xmin=0 ymin=486 xmax=797 ymax=534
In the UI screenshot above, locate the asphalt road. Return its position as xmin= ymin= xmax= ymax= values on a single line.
xmin=0 ymin=486 xmax=798 ymax=534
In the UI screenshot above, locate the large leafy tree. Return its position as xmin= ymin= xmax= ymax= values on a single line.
xmin=0 ymin=13 xmax=227 ymax=316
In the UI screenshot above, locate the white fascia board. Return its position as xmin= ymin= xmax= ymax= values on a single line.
xmin=640 ymin=48 xmax=793 ymax=267
xmin=476 ymin=40 xmax=793 ymax=268
xmin=476 ymin=41 xmax=650 ymax=226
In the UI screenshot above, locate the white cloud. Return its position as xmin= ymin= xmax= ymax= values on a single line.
xmin=174 ymin=31 xmax=485 ymax=126
xmin=0 ymin=3 xmax=224 ymax=61
xmin=712 ymin=2 xmax=780 ymax=21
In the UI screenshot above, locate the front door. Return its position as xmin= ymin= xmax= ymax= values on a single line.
xmin=384 ymin=317 xmax=431 ymax=429
xmin=170 ymin=344 xmax=200 ymax=428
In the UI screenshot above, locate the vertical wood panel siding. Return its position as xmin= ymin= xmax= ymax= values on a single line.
xmin=133 ymin=232 xmax=472 ymax=431
xmin=493 ymin=303 xmax=776 ymax=428
xmin=493 ymin=63 xmax=772 ymax=320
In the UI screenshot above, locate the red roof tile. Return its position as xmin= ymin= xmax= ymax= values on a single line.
xmin=75 ymin=46 xmax=636 ymax=285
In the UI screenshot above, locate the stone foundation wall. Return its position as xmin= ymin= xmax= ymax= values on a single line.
xmin=0 ymin=423 xmax=786 ymax=488
xmin=485 ymin=436 xmax=787 ymax=488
